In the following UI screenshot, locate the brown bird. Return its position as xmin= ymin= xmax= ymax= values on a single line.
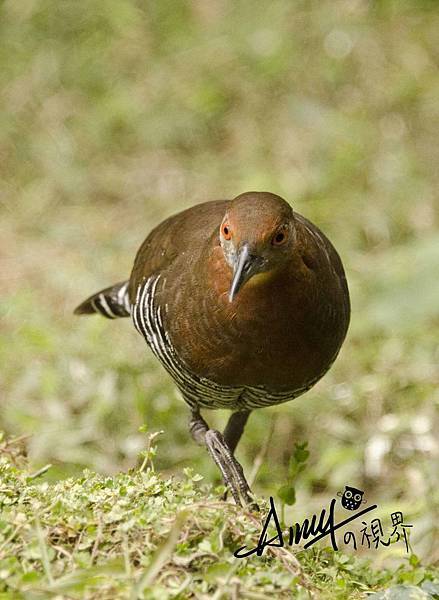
xmin=75 ymin=192 xmax=350 ymax=507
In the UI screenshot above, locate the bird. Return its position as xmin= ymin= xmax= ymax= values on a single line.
xmin=74 ymin=191 xmax=350 ymax=508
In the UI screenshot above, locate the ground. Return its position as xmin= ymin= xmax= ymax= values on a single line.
xmin=0 ymin=435 xmax=437 ymax=598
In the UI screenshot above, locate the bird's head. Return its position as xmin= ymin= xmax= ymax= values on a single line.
xmin=220 ymin=191 xmax=295 ymax=302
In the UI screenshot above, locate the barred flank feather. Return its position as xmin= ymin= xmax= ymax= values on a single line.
xmin=131 ymin=275 xmax=318 ymax=410
xmin=74 ymin=281 xmax=131 ymax=319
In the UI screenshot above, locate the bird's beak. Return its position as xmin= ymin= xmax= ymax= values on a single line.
xmin=228 ymin=244 xmax=262 ymax=303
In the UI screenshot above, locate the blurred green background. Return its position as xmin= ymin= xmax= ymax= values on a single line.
xmin=1 ymin=0 xmax=438 ymax=565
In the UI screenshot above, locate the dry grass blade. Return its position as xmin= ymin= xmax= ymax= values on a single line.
xmin=35 ymin=518 xmax=54 ymax=586
xmin=131 ymin=509 xmax=188 ymax=598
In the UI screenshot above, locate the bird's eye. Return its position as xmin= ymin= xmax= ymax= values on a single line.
xmin=222 ymin=223 xmax=232 ymax=241
xmin=354 ymin=494 xmax=361 ymax=502
xmin=345 ymin=491 xmax=352 ymax=499
xmin=272 ymin=226 xmax=288 ymax=246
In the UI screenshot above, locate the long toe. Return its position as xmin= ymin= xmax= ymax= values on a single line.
xmin=205 ymin=430 xmax=258 ymax=510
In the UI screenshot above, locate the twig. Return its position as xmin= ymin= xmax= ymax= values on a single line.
xmin=3 ymin=434 xmax=31 ymax=447
xmin=139 ymin=431 xmax=164 ymax=473
xmin=28 ymin=464 xmax=52 ymax=479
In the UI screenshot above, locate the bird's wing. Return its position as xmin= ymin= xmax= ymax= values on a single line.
xmin=128 ymin=199 xmax=229 ymax=303
xmin=294 ymin=213 xmax=348 ymax=280
xmin=294 ymin=212 xmax=350 ymax=323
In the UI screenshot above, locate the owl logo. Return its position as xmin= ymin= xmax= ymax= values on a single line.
xmin=337 ymin=486 xmax=366 ymax=511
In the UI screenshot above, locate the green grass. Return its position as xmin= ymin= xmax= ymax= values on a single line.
xmin=0 ymin=433 xmax=437 ymax=599
xmin=1 ymin=0 xmax=438 ymax=596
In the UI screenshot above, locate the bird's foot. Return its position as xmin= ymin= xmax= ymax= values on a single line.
xmin=205 ymin=429 xmax=259 ymax=511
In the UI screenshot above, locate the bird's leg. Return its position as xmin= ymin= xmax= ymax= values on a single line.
xmin=223 ymin=410 xmax=251 ymax=455
xmin=189 ymin=410 xmax=257 ymax=509
xmin=221 ymin=409 xmax=252 ymax=502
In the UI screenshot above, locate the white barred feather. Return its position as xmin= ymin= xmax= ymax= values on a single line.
xmin=132 ymin=275 xmax=328 ymax=410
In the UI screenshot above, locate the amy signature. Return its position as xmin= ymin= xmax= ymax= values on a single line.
xmin=234 ymin=494 xmax=378 ymax=558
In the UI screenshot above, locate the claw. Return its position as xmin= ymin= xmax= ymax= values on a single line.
xmin=205 ymin=430 xmax=259 ymax=511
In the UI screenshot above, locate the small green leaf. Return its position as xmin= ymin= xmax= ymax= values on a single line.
xmin=21 ymin=571 xmax=41 ymax=584
xmin=278 ymin=484 xmax=296 ymax=505
xmin=294 ymin=442 xmax=310 ymax=464
xmin=409 ymin=554 xmax=420 ymax=567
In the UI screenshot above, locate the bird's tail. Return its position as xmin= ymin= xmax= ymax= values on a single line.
xmin=74 ymin=281 xmax=131 ymax=319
